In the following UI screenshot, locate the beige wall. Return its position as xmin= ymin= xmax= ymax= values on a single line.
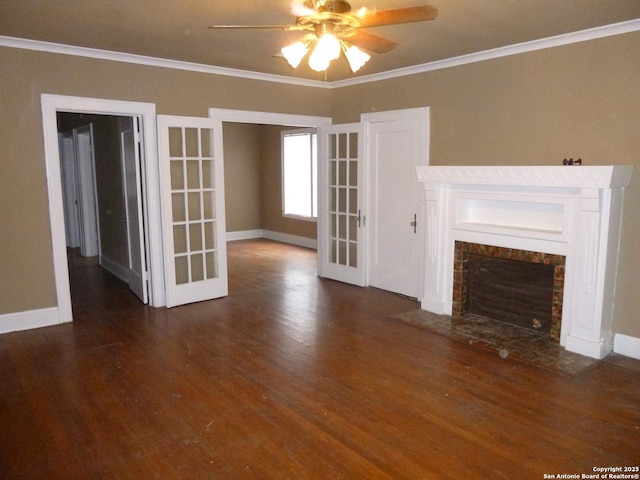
xmin=1 ymin=30 xmax=638 ymax=336
xmin=222 ymin=122 xmax=263 ymax=233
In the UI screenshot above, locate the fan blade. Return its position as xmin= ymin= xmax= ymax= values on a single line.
xmin=357 ymin=5 xmax=438 ymax=28
xmin=342 ymin=30 xmax=397 ymax=53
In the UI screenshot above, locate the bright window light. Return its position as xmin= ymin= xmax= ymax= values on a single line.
xmin=282 ymin=129 xmax=317 ymax=220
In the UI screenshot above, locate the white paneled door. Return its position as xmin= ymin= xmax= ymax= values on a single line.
xmin=317 ymin=123 xmax=366 ymax=286
xmin=364 ymin=109 xmax=428 ymax=298
xmin=157 ymin=115 xmax=228 ymax=307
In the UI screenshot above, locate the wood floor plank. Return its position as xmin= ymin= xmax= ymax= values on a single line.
xmin=0 ymin=239 xmax=638 ymax=479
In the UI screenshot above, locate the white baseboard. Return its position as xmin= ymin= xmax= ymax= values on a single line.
xmin=0 ymin=307 xmax=64 ymax=334
xmin=613 ymin=333 xmax=640 ymax=360
xmin=226 ymin=229 xmax=264 ymax=241
xmin=262 ymin=230 xmax=317 ymax=250
xmin=227 ymin=229 xmax=317 ymax=250
xmin=100 ymin=255 xmax=129 ymax=283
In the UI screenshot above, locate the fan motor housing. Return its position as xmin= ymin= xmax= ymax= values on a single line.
xmin=318 ymin=0 xmax=352 ymax=15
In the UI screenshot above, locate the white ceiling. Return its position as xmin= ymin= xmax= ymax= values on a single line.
xmin=1 ymin=0 xmax=639 ymax=82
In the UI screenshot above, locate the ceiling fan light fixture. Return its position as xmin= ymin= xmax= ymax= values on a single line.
xmin=344 ymin=44 xmax=370 ymax=72
xmin=281 ymin=41 xmax=309 ymax=68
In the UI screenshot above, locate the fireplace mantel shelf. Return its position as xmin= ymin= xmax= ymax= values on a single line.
xmin=416 ymin=164 xmax=634 ymax=359
xmin=416 ymin=165 xmax=633 ymax=189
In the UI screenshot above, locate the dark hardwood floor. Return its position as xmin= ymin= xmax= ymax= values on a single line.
xmin=1 ymin=239 xmax=639 ymax=479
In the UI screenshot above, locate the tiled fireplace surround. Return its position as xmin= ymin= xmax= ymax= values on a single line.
xmin=451 ymin=241 xmax=566 ymax=341
xmin=416 ymin=166 xmax=632 ymax=359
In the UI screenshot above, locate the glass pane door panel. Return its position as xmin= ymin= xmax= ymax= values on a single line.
xmin=349 ymin=161 xmax=358 ymax=186
xmin=185 ymin=128 xmax=199 ymax=157
xmin=189 ymin=223 xmax=203 ymax=251
xmin=204 ymin=221 xmax=215 ymax=249
xmin=338 ymin=214 xmax=347 ymax=241
xmin=188 ymin=192 xmax=201 ymax=220
xmin=206 ymin=252 xmax=218 ymax=279
xmin=169 ymin=128 xmax=183 ymax=157
xmin=348 ymin=188 xmax=357 ymax=214
xmin=175 ymin=256 xmax=189 ymax=285
xmin=326 ymin=131 xmax=360 ymax=269
xmin=338 ymin=133 xmax=347 ymax=158
xmin=202 ymin=160 xmax=214 ymax=188
xmin=349 ymin=243 xmax=357 ymax=267
xmin=170 ymin=160 xmax=184 ymax=190
xmin=191 ymin=254 xmax=204 ymax=282
xmin=203 ymin=192 xmax=214 ymax=219
xmin=172 ymin=193 xmax=186 ymax=222
xmin=173 ymin=225 xmax=187 ymax=254
xmin=166 ymin=125 xmax=220 ymax=286
xmin=201 ymin=129 xmax=212 ymax=158
xmin=186 ymin=160 xmax=200 ymax=189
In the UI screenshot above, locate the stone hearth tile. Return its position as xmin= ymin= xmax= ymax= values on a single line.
xmin=389 ymin=309 xmax=602 ymax=376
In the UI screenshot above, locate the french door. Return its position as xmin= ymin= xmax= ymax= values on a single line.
xmin=157 ymin=115 xmax=228 ymax=307
xmin=317 ymin=123 xmax=366 ymax=286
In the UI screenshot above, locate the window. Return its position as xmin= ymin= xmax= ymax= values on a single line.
xmin=282 ymin=128 xmax=317 ymax=220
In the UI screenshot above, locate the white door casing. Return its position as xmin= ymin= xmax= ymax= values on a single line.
xmin=363 ymin=108 xmax=429 ymax=299
xmin=317 ymin=123 xmax=366 ymax=286
xmin=120 ymin=117 xmax=149 ymax=303
xmin=41 ymin=94 xmax=162 ymax=327
xmin=157 ymin=115 xmax=228 ymax=307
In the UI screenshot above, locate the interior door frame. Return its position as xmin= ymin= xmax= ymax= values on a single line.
xmin=208 ymin=108 xmax=332 ymax=246
xmin=41 ymin=94 xmax=163 ymax=325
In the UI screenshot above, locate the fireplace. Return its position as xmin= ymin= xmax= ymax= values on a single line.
xmin=452 ymin=241 xmax=565 ymax=340
xmin=416 ymin=165 xmax=633 ymax=359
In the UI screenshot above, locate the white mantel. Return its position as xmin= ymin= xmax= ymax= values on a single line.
xmin=416 ymin=165 xmax=633 ymax=359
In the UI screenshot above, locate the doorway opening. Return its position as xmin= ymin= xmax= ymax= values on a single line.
xmin=57 ymin=112 xmax=149 ymax=308
xmin=211 ymin=109 xmax=332 ymax=283
xmin=41 ymin=94 xmax=162 ymax=326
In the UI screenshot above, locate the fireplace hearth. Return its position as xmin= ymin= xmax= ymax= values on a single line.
xmin=416 ymin=165 xmax=632 ymax=359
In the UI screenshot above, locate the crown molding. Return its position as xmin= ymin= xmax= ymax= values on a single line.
xmin=1 ymin=19 xmax=639 ymax=90
xmin=330 ymin=19 xmax=640 ymax=88
xmin=0 ymin=35 xmax=328 ymax=89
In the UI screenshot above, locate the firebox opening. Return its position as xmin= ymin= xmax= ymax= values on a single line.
xmin=467 ymin=255 xmax=555 ymax=335
xmin=452 ymin=241 xmax=566 ymax=342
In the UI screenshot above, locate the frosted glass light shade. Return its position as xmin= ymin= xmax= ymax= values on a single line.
xmin=281 ymin=41 xmax=309 ymax=68
xmin=344 ymin=45 xmax=370 ymax=72
xmin=308 ymin=49 xmax=331 ymax=71
xmin=315 ymin=33 xmax=341 ymax=61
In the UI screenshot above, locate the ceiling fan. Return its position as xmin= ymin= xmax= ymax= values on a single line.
xmin=208 ymin=0 xmax=438 ymax=73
